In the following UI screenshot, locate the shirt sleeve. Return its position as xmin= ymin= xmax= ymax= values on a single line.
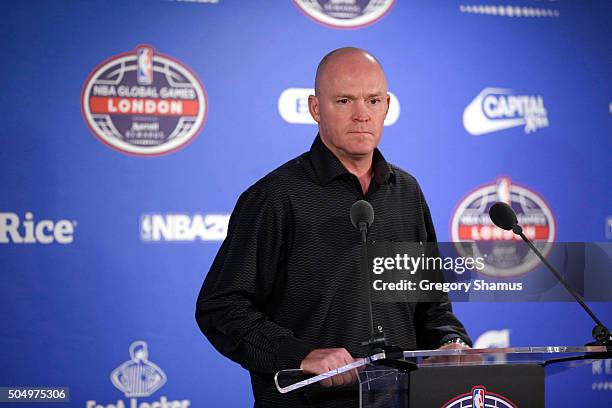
xmin=413 ymin=186 xmax=473 ymax=348
xmin=195 ymin=185 xmax=316 ymax=374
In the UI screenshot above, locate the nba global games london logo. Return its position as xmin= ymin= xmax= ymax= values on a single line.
xmin=82 ymin=46 xmax=207 ymax=156
xmin=442 ymin=386 xmax=517 ymax=408
xmin=450 ymin=177 xmax=556 ymax=277
xmin=293 ymin=0 xmax=395 ymax=29
xmin=86 ymin=340 xmax=190 ymax=408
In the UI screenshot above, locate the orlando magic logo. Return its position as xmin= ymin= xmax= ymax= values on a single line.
xmin=443 ymin=385 xmax=517 ymax=408
xmin=110 ymin=340 xmax=167 ymax=397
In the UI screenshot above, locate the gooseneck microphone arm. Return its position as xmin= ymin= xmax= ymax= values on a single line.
xmin=516 ymin=226 xmax=605 ymax=329
xmin=489 ymin=202 xmax=612 ymax=350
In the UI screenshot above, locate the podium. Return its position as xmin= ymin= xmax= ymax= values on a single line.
xmin=274 ymin=346 xmax=611 ymax=407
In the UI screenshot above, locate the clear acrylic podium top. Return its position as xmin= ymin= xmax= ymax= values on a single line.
xmin=274 ymin=345 xmax=610 ymax=394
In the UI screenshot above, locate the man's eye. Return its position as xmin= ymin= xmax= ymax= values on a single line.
xmin=370 ymin=98 xmax=381 ymax=105
xmin=337 ymin=99 xmax=349 ymax=104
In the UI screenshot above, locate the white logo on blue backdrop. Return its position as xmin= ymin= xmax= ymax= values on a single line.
xmin=87 ymin=341 xmax=190 ymax=408
xmin=592 ymin=359 xmax=612 ymax=391
xmin=110 ymin=341 xmax=167 ymax=398
xmin=458 ymin=4 xmax=560 ymax=18
xmin=473 ymin=329 xmax=510 ymax=349
xmin=293 ymin=0 xmax=395 ymax=29
xmin=0 ymin=212 xmax=76 ymax=244
xmin=140 ymin=213 xmax=230 ymax=242
xmin=463 ymin=88 xmax=548 ymax=136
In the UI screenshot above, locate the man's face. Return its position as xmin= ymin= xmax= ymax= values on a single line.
xmin=309 ymin=53 xmax=390 ymax=159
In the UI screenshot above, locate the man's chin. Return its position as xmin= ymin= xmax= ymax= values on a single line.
xmin=321 ymin=133 xmax=380 ymax=158
xmin=345 ymin=143 xmax=377 ymax=157
xmin=350 ymin=137 xmax=378 ymax=151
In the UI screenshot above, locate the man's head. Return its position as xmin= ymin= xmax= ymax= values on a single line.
xmin=309 ymin=47 xmax=390 ymax=162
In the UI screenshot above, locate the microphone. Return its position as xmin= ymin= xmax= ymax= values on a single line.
xmin=351 ymin=200 xmax=374 ymax=243
xmin=488 ymin=202 xmax=612 ymax=350
xmin=489 ymin=202 xmax=520 ymax=233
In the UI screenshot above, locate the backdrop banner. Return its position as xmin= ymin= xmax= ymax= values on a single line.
xmin=2 ymin=1 xmax=611 ymax=406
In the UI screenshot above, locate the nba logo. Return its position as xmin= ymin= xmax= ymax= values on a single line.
xmin=137 ymin=46 xmax=153 ymax=85
xmin=472 ymin=387 xmax=485 ymax=408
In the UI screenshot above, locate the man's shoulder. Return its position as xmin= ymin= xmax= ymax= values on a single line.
xmin=243 ymin=152 xmax=311 ymax=200
xmin=387 ymin=163 xmax=422 ymax=191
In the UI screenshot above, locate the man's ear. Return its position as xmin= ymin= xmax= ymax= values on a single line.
xmin=308 ymin=95 xmax=320 ymax=123
xmin=385 ymin=94 xmax=391 ymax=117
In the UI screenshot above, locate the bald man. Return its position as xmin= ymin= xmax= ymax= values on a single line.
xmin=308 ymin=48 xmax=390 ymax=196
xmin=196 ymin=48 xmax=471 ymax=407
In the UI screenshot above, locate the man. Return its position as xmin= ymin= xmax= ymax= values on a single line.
xmin=196 ymin=47 xmax=471 ymax=407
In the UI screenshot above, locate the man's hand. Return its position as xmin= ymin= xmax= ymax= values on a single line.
xmin=300 ymin=348 xmax=359 ymax=387
xmin=437 ymin=341 xmax=471 ymax=351
xmin=423 ymin=341 xmax=482 ymax=366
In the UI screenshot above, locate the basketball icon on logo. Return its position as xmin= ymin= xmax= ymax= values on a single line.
xmin=81 ymin=45 xmax=207 ymax=156
xmin=472 ymin=387 xmax=485 ymax=408
xmin=137 ymin=47 xmax=153 ymax=85
xmin=443 ymin=385 xmax=517 ymax=408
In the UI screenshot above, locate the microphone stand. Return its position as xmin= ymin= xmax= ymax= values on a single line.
xmin=511 ymin=224 xmax=612 ymax=351
xmin=358 ymin=221 xmax=417 ymax=372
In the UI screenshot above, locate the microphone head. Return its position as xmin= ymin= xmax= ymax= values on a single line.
xmin=350 ymin=200 xmax=374 ymax=230
xmin=489 ymin=202 xmax=518 ymax=231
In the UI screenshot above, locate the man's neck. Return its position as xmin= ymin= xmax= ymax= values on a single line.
xmin=331 ymin=148 xmax=374 ymax=196
xmin=339 ymin=154 xmax=373 ymax=177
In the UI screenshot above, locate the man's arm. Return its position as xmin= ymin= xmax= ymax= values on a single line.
xmin=195 ymin=186 xmax=315 ymax=374
xmin=414 ymin=299 xmax=472 ymax=349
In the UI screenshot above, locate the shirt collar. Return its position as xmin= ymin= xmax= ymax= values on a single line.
xmin=309 ymin=134 xmax=394 ymax=186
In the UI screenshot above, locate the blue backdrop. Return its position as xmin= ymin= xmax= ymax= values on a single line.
xmin=2 ymin=1 xmax=611 ymax=407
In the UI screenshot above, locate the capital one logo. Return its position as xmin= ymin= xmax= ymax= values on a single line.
xmin=0 ymin=212 xmax=76 ymax=244
xmin=278 ymin=88 xmax=400 ymax=126
xmin=463 ymin=88 xmax=549 ymax=135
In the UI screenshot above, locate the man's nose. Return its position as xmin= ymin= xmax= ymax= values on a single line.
xmin=352 ymin=101 xmax=370 ymax=122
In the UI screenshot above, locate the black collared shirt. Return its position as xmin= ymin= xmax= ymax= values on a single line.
xmin=196 ymin=135 xmax=470 ymax=407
